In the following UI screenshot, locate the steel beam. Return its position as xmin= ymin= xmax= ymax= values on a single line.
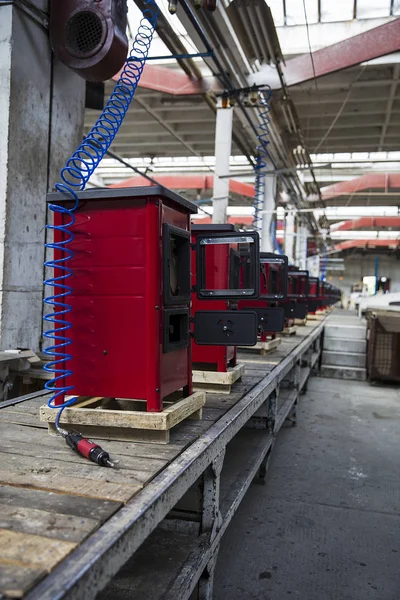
xmin=111 ymin=174 xmax=255 ymax=198
xmin=250 ymin=19 xmax=400 ymax=89
xmin=112 ymin=64 xmax=211 ymax=96
xmin=335 ymin=240 xmax=400 ymax=251
xmin=332 ymin=216 xmax=400 ymax=231
xmin=321 ymin=173 xmax=400 ymax=200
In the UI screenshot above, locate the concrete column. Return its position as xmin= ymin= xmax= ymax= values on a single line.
xmin=0 ymin=3 xmax=85 ymax=351
xmin=212 ymin=102 xmax=233 ymax=224
xmin=284 ymin=211 xmax=295 ymax=264
xmin=295 ymin=221 xmax=308 ymax=270
xmin=260 ymin=175 xmax=275 ymax=253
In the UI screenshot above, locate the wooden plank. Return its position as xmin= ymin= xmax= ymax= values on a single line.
xmin=0 ymin=470 xmax=140 ymax=504
xmin=0 ymin=452 xmax=159 ymax=486
xmin=163 ymin=392 xmax=205 ymax=429
xmin=192 ymin=363 xmax=244 ymax=386
xmin=0 ymin=410 xmax=46 ymax=428
xmin=40 ymin=391 xmax=206 ymax=432
xmin=238 ymin=338 xmax=281 ymax=355
xmin=0 ymin=563 xmax=46 ymax=599
xmin=0 ymin=441 xmax=169 ymax=481
xmin=47 ymin=423 xmax=172 ymax=444
xmin=0 ymin=423 xmax=182 ymax=461
xmin=281 ymin=325 xmax=297 ymax=335
xmin=0 ymin=485 xmax=120 ymax=522
xmin=0 ymin=503 xmax=99 ymax=543
xmin=0 ymin=529 xmax=76 ymax=570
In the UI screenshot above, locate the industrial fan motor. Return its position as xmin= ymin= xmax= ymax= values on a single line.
xmin=50 ymin=0 xmax=128 ymax=82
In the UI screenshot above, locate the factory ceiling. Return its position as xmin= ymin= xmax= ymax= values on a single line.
xmin=85 ymin=1 xmax=400 ymax=245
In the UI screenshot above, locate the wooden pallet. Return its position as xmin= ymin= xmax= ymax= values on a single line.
xmin=307 ymin=312 xmax=325 ymax=321
xmin=239 ymin=337 xmax=281 ymax=355
xmin=282 ymin=325 xmax=297 ymax=336
xmin=192 ymin=363 xmax=245 ymax=394
xmin=294 ymin=318 xmax=307 ymax=326
xmin=40 ymin=392 xmax=206 ymax=444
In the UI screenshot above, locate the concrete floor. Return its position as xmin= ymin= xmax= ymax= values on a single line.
xmin=214 ymin=377 xmax=400 ymax=600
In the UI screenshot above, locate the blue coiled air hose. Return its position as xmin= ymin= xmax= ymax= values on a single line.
xmin=43 ymin=1 xmax=159 ymax=431
xmin=252 ymin=87 xmax=272 ymax=232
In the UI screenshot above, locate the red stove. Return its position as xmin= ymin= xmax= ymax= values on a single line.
xmin=238 ymin=252 xmax=288 ymax=340
xmin=282 ymin=267 xmax=310 ymax=323
xmin=48 ymin=186 xmax=197 ymax=411
xmin=191 ymin=224 xmax=237 ymax=372
xmin=320 ymin=281 xmax=341 ymax=308
xmin=191 ymin=227 xmax=261 ymax=350
xmin=307 ymin=277 xmax=321 ymax=314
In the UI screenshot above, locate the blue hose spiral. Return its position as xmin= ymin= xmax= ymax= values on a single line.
xmin=43 ymin=1 xmax=159 ymax=414
xmin=252 ymin=87 xmax=272 ymax=231
xmin=320 ymin=244 xmax=327 ymax=281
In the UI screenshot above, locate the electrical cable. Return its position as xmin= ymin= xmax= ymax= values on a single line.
xmin=43 ymin=0 xmax=159 ymax=432
xmin=302 ymin=0 xmax=318 ymax=95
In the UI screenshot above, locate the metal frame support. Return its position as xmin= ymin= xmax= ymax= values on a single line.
xmin=212 ymin=102 xmax=233 ymax=224
xmin=196 ymin=450 xmax=225 ymax=600
xmin=197 ymin=546 xmax=220 ymax=600
xmin=285 ymin=211 xmax=295 ymax=264
xmin=295 ymin=221 xmax=308 ymax=270
xmin=260 ymin=175 xmax=276 ymax=253
xmin=201 ymin=450 xmax=225 ymax=539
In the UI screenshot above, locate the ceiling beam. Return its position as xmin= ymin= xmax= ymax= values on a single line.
xmin=332 ymin=216 xmax=400 ymax=231
xmin=321 ymin=173 xmax=400 ymax=200
xmin=250 ymin=19 xmax=400 ymax=89
xmin=112 ymin=64 xmax=214 ymax=96
xmin=110 ymin=174 xmax=255 ymax=197
xmin=334 ymin=240 xmax=399 ymax=251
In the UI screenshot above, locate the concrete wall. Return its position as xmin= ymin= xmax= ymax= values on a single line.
xmin=327 ymin=253 xmax=400 ymax=296
xmin=0 ymin=2 xmax=85 ymax=351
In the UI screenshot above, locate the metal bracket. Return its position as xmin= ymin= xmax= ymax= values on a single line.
xmin=201 ymin=450 xmax=225 ymax=541
xmin=197 ymin=544 xmax=220 ymax=600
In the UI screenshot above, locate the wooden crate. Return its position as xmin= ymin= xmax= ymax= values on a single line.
xmin=307 ymin=313 xmax=325 ymax=321
xmin=192 ymin=363 xmax=244 ymax=394
xmin=294 ymin=318 xmax=307 ymax=326
xmin=239 ymin=337 xmax=281 ymax=356
xmin=40 ymin=392 xmax=206 ymax=444
xmin=282 ymin=325 xmax=297 ymax=336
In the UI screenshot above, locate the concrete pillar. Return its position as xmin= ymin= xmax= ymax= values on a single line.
xmin=284 ymin=211 xmax=295 ymax=264
xmin=260 ymin=175 xmax=275 ymax=253
xmin=212 ymin=102 xmax=233 ymax=224
xmin=296 ymin=221 xmax=308 ymax=270
xmin=0 ymin=3 xmax=85 ymax=351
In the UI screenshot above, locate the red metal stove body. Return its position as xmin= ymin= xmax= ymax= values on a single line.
xmin=238 ymin=253 xmax=288 ymax=341
xmin=191 ymin=224 xmax=236 ymax=372
xmin=307 ymin=277 xmax=321 ymax=314
xmin=282 ymin=268 xmax=309 ymax=324
xmin=49 ymin=186 xmax=197 ymax=411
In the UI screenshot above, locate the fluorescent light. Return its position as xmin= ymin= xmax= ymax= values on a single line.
xmin=330 ymin=231 xmax=400 ymax=240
